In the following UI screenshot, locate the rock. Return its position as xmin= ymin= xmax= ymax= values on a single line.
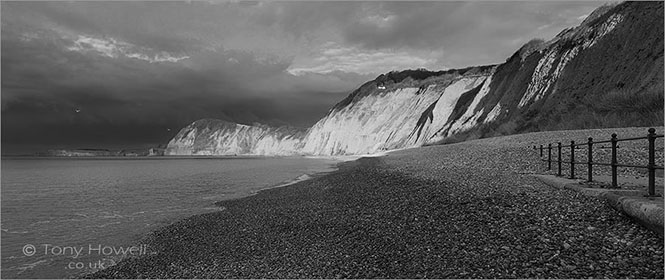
xmin=565 ymin=265 xmax=577 ymax=271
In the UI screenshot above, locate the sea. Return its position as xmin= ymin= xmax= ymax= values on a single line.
xmin=0 ymin=157 xmax=339 ymax=279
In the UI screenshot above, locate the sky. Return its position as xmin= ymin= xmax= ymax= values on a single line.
xmin=1 ymin=1 xmax=605 ymax=154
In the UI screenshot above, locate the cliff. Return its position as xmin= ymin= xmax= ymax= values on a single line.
xmin=166 ymin=1 xmax=664 ymax=156
xmin=166 ymin=119 xmax=306 ymax=155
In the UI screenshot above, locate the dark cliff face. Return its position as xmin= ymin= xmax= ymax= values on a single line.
xmin=435 ymin=1 xmax=664 ymax=143
xmin=540 ymin=1 xmax=664 ymax=130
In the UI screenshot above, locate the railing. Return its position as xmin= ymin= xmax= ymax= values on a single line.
xmin=533 ymin=128 xmax=664 ymax=197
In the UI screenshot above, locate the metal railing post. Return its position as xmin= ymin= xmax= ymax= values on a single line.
xmin=647 ymin=128 xmax=656 ymax=197
xmin=540 ymin=145 xmax=543 ymax=157
xmin=557 ymin=142 xmax=562 ymax=176
xmin=547 ymin=143 xmax=552 ymax=171
xmin=570 ymin=140 xmax=575 ymax=179
xmin=587 ymin=137 xmax=593 ymax=183
xmin=611 ymin=133 xmax=618 ymax=188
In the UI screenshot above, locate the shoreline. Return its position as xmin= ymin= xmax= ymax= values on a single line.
xmin=210 ymin=150 xmax=395 ymax=205
xmin=2 ymin=149 xmax=400 ymax=162
xmin=82 ymin=155 xmax=379 ymax=279
xmin=83 ymin=156 xmax=373 ymax=278
xmin=59 ymin=156 xmax=346 ymax=279
xmin=218 ymin=158 xmax=347 ymax=205
xmin=1 ymin=156 xmax=342 ymax=279
xmin=86 ymin=128 xmax=663 ymax=279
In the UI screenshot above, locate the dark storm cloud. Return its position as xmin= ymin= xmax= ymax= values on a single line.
xmin=0 ymin=9 xmax=369 ymax=153
xmin=343 ymin=2 xmax=469 ymax=50
xmin=253 ymin=1 xmax=602 ymax=68
xmin=1 ymin=1 xmax=204 ymax=52
xmin=337 ymin=1 xmax=604 ymax=67
xmin=1 ymin=1 xmax=604 ymax=154
xmin=1 ymin=30 xmax=363 ymax=126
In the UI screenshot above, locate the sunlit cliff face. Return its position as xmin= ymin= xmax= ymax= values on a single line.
xmin=166 ymin=2 xmax=664 ymax=156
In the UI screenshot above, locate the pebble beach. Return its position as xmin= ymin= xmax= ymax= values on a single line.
xmin=88 ymin=127 xmax=664 ymax=279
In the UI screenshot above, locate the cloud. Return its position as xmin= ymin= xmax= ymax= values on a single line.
xmin=287 ymin=43 xmax=441 ymax=75
xmin=0 ymin=1 xmax=608 ymax=153
xmin=340 ymin=2 xmax=601 ymax=49
xmin=1 ymin=19 xmax=367 ymax=151
xmin=333 ymin=1 xmax=603 ymax=67
xmin=66 ymin=35 xmax=189 ymax=63
xmin=2 ymin=1 xmax=604 ymax=68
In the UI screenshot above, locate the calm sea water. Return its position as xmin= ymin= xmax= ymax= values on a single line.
xmin=1 ymin=157 xmax=338 ymax=279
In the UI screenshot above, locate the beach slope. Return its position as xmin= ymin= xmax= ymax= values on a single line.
xmin=89 ymin=127 xmax=664 ymax=279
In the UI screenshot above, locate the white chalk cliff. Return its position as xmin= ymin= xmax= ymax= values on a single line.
xmin=166 ymin=2 xmax=663 ymax=156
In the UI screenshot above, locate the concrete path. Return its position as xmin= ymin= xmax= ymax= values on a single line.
xmin=534 ymin=174 xmax=664 ymax=237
